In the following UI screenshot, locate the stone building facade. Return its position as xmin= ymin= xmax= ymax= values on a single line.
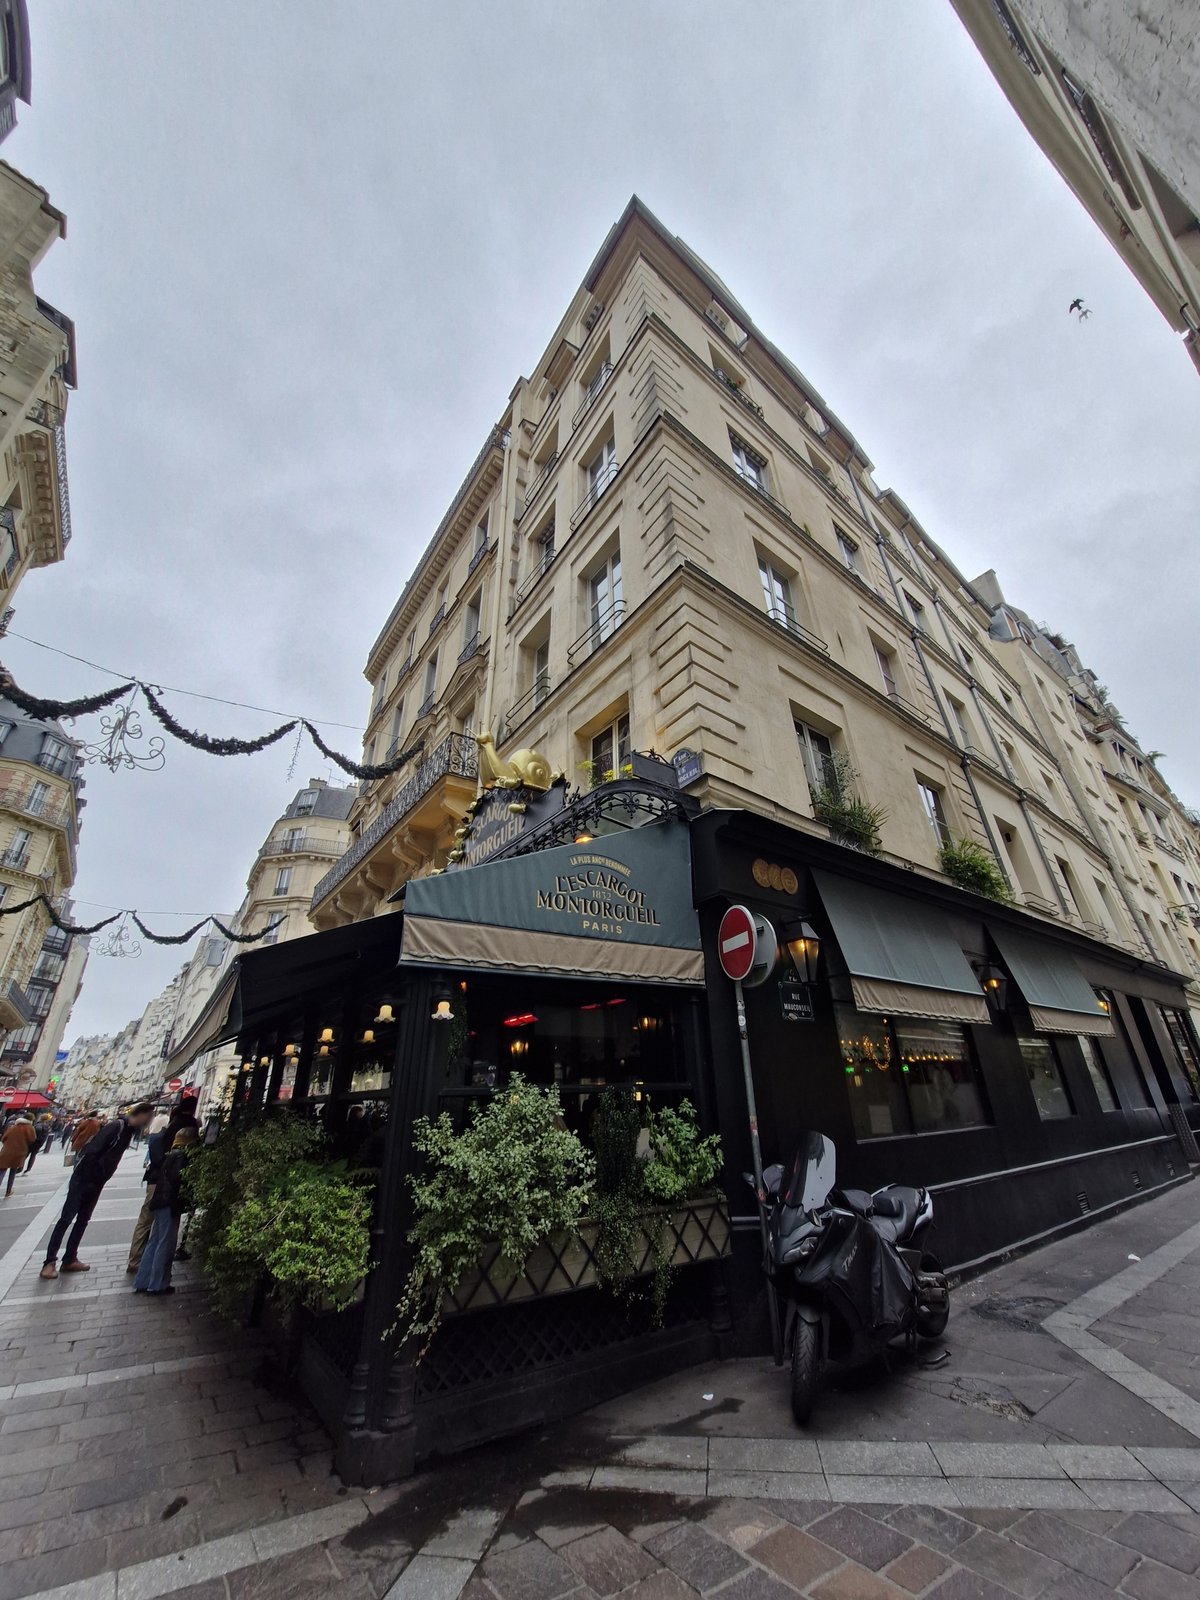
xmin=949 ymin=0 xmax=1200 ymax=372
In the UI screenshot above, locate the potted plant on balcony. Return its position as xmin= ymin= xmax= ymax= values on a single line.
xmin=810 ymin=753 xmax=886 ymax=856
xmin=937 ymin=837 xmax=1013 ymax=903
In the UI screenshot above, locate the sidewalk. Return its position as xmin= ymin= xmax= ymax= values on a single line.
xmin=3 ymin=1155 xmax=1200 ymax=1600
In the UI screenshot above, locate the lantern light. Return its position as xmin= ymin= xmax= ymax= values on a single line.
xmin=782 ymin=920 xmax=821 ymax=985
xmin=361 ymin=1028 xmax=376 ymax=1045
xmin=432 ymin=999 xmax=454 ymax=1023
xmin=318 ymin=1026 xmax=335 ymax=1044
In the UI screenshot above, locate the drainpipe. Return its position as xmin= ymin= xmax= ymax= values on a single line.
xmin=480 ymin=420 xmax=517 ymax=744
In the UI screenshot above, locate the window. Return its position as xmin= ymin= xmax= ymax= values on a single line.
xmin=390 ymin=701 xmax=405 ymax=751
xmin=372 ymin=667 xmax=388 ymax=712
xmin=5 ymin=827 xmax=31 ymax=866
xmin=0 ymin=885 xmax=8 ymax=909
xmin=26 ymin=781 xmax=49 ymax=817
xmin=918 ymin=781 xmax=951 ymax=847
xmin=1161 ymin=1009 xmax=1200 ymax=1099
xmin=588 ymin=437 xmax=617 ymax=500
xmin=474 ymin=511 xmax=489 ymax=556
xmin=284 ymin=826 xmax=304 ymax=851
xmin=835 ymin=529 xmax=860 ymax=575
xmin=462 ymin=594 xmax=481 ymax=652
xmin=904 ymin=592 xmax=926 ymax=630
xmin=0 ymin=721 xmax=11 ymax=747
xmin=533 ymin=640 xmax=550 ymax=708
xmin=591 ymin=713 xmax=631 ymax=781
xmin=38 ymin=736 xmax=72 ymax=776
xmin=421 ymin=652 xmax=439 ymax=714
xmin=838 ymin=1005 xmax=989 ymax=1139
xmin=261 ymin=923 xmax=281 ymax=946
xmin=1056 ymin=857 xmax=1087 ymax=920
xmin=1018 ymin=1035 xmax=1075 ymax=1119
xmin=758 ymin=558 xmax=794 ymax=628
xmin=875 ymin=644 xmax=898 ymax=699
xmin=403 ymin=628 xmax=416 ymax=668
xmin=294 ymin=789 xmax=317 ymax=817
xmin=273 ymin=866 xmax=292 ymax=896
xmin=794 ymin=719 xmax=835 ymax=800
xmin=589 ymin=552 xmax=623 ymax=645
xmin=730 ymin=433 xmax=767 ymax=491
xmin=947 ymin=696 xmax=971 ymax=748
xmin=1080 ymin=1036 xmax=1120 ymax=1112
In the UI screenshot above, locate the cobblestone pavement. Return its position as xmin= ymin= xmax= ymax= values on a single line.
xmin=3 ymin=1154 xmax=1200 ymax=1600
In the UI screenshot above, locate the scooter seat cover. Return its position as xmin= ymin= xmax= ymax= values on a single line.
xmin=871 ymin=1185 xmax=922 ymax=1241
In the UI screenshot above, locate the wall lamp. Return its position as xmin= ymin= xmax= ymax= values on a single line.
xmin=431 ymin=985 xmax=454 ymax=1023
xmin=977 ymin=963 xmax=1009 ymax=1011
xmin=782 ymin=920 xmax=821 ymax=984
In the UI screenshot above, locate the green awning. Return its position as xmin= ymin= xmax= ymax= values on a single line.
xmin=813 ymin=871 xmax=989 ymax=1024
xmin=402 ymin=820 xmax=703 ymax=985
xmin=988 ymin=925 xmax=1114 ymax=1036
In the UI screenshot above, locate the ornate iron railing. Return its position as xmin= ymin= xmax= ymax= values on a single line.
xmin=765 ymin=605 xmax=829 ymax=655
xmin=258 ymin=835 xmax=344 ymax=863
xmin=311 ymin=732 xmax=478 ymax=907
xmin=467 ymin=539 xmax=494 ymax=575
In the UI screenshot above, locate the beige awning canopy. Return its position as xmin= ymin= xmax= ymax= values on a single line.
xmin=988 ymin=925 xmax=1114 ymax=1037
xmin=163 ymin=967 xmax=240 ymax=1077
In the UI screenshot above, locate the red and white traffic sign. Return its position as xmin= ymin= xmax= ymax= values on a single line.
xmin=718 ymin=905 xmax=759 ymax=982
xmin=166 ymin=1077 xmax=182 ymax=1093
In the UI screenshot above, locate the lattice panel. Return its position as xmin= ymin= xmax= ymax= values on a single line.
xmin=304 ymin=1298 xmax=367 ymax=1377
xmin=416 ymin=1274 xmax=711 ymax=1399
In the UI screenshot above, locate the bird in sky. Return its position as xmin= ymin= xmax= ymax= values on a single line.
xmin=1069 ymin=298 xmax=1083 ymax=313
xmin=1069 ymin=298 xmax=1091 ymax=320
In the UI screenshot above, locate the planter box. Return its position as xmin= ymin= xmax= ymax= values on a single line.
xmin=443 ymin=1197 xmax=731 ymax=1316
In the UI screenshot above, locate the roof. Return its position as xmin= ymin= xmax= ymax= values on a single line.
xmin=284 ymin=782 xmax=356 ymax=823
xmin=0 ymin=695 xmax=77 ymax=771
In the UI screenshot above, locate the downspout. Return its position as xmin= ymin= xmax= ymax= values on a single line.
xmin=480 ymin=417 xmax=516 ymax=744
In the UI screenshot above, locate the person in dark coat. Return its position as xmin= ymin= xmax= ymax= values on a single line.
xmin=40 ymin=1103 xmax=154 ymax=1279
xmin=133 ymin=1126 xmax=198 ymax=1295
xmin=126 ymin=1097 xmax=201 ymax=1273
xmin=24 ymin=1114 xmax=53 ymax=1173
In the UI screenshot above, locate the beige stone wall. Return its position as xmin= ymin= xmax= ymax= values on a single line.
xmin=0 ymin=755 xmax=79 ymax=1022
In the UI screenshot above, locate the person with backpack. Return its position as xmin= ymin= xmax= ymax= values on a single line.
xmin=39 ymin=1103 xmax=154 ymax=1280
xmin=133 ymin=1126 xmax=199 ymax=1296
xmin=125 ymin=1096 xmax=199 ymax=1273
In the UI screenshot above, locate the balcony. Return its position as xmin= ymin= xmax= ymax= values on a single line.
xmin=428 ymin=604 xmax=447 ymax=637
xmin=516 ymin=453 xmax=559 ymax=522
xmin=502 ymin=674 xmax=551 ymax=741
xmin=458 ymin=631 xmax=481 ymax=665
xmin=568 ymin=601 xmax=626 ymax=668
xmin=764 ymin=605 xmax=830 ymax=656
xmin=510 ymin=547 xmax=556 ymax=617
xmin=714 ymin=367 xmax=764 ymax=417
xmin=258 ymin=835 xmax=344 ymax=863
xmin=467 ymin=539 xmax=494 ymax=575
xmin=417 ymin=692 xmax=436 ymax=719
xmin=571 ymin=461 xmax=619 ymax=530
xmin=1 ymin=846 xmax=30 ymax=870
xmin=311 ymin=731 xmax=479 ymax=910
xmin=1023 ymin=892 xmax=1060 ymax=917
xmin=572 ymin=362 xmax=612 ymax=428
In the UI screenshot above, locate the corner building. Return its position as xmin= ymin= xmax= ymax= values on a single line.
xmin=292 ymin=200 xmax=1200 ymax=1400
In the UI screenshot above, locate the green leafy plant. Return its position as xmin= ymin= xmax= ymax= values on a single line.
xmin=811 ymin=753 xmax=886 ymax=855
xmin=642 ymin=1099 xmax=723 ymax=1206
xmin=591 ymin=1087 xmax=645 ymax=1296
xmin=938 ymin=837 xmax=1013 ymax=903
xmin=396 ymin=1075 xmax=594 ymax=1355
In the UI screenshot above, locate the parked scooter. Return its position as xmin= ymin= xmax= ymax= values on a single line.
xmin=751 ymin=1131 xmax=950 ymax=1423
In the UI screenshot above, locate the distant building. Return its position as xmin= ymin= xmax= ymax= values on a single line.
xmin=0 ymin=907 xmax=88 ymax=1089
xmin=950 ymin=0 xmax=1200 ymax=373
xmin=0 ymin=2 xmax=31 ymax=145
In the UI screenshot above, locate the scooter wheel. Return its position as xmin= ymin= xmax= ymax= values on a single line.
xmin=916 ymin=1303 xmax=949 ymax=1339
xmin=790 ymin=1317 xmax=819 ymax=1425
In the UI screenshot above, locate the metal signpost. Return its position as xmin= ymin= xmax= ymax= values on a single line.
xmin=717 ymin=904 xmax=783 ymax=1366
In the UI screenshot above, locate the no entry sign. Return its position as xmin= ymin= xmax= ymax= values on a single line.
xmin=166 ymin=1078 xmax=182 ymax=1093
xmin=718 ymin=905 xmax=758 ymax=981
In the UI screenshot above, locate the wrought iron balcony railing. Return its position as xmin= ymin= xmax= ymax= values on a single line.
xmin=428 ymin=604 xmax=446 ymax=636
xmin=258 ymin=835 xmax=344 ymax=863
xmin=764 ymin=605 xmax=830 ymax=656
xmin=458 ymin=632 xmax=481 ymax=665
xmin=572 ymin=361 xmax=612 ymax=428
xmin=516 ymin=453 xmax=559 ymax=522
xmin=502 ymin=674 xmax=551 ymax=740
xmin=510 ymin=547 xmax=556 ymax=616
xmin=571 ymin=461 xmax=619 ymax=530
xmin=568 ymin=601 xmax=626 ymax=668
xmin=467 ymin=539 xmax=494 ymax=575
xmin=311 ymin=731 xmax=479 ymax=908
xmin=417 ymin=692 xmax=436 ymax=719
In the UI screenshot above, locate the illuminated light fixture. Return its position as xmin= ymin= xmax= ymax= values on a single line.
xmin=1095 ymin=993 xmax=1111 ymax=1014
xmin=432 ymin=999 xmax=453 ymax=1023
xmin=606 ymin=998 xmax=626 ymax=1007
xmin=502 ymin=1012 xmax=537 ymax=1028
xmin=318 ymin=1044 xmax=330 ymax=1057
xmin=374 ymin=1003 xmax=395 ymax=1025
xmin=283 ymin=1042 xmax=297 ymax=1059
xmin=976 ymin=963 xmax=1009 ymax=1011
xmin=259 ymin=1056 xmax=270 ymax=1068
xmin=510 ymin=1037 xmax=529 ymax=1056
xmin=782 ymin=920 xmax=821 ymax=985
xmin=361 ymin=1028 xmax=376 ymax=1045
xmin=575 ymin=832 xmax=594 ymax=844
xmin=458 ymin=980 xmax=468 ymax=992
xmin=318 ymin=1027 xmax=335 ymax=1044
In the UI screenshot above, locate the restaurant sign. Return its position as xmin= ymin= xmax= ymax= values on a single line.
xmin=402 ymin=821 xmax=704 ymax=985
xmin=445 ymin=779 xmax=567 ymax=871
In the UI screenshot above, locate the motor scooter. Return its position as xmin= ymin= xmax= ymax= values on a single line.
xmin=752 ymin=1131 xmax=950 ymax=1423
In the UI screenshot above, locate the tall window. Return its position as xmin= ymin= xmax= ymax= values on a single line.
xmin=421 ymin=652 xmax=439 ymax=713
xmin=918 ymin=781 xmax=951 ymax=847
xmin=589 ymin=552 xmax=623 ymax=645
xmin=372 ymin=667 xmax=388 ymax=712
xmin=273 ymin=866 xmax=292 ymax=897
xmin=947 ymin=696 xmax=971 ymax=748
xmin=588 ymin=437 xmax=617 ymax=500
xmin=474 ymin=511 xmax=489 ymax=556
xmin=758 ymin=558 xmax=794 ymax=628
xmin=835 ymin=529 xmax=860 ymax=574
xmin=1056 ymin=857 xmax=1087 ymax=920
xmin=875 ymin=645 xmax=898 ymax=699
xmin=591 ymin=713 xmax=631 ymax=781
xmin=390 ymin=701 xmax=405 ymax=750
xmin=295 ymin=789 xmax=317 ymax=816
xmin=1081 ymin=1036 xmax=1120 ymax=1112
xmin=904 ymin=591 xmax=926 ymax=630
xmin=403 ymin=628 xmax=416 ymax=668
xmin=463 ymin=594 xmax=481 ymax=651
xmin=533 ymin=640 xmax=550 ymax=707
xmin=284 ymin=826 xmax=304 ymax=851
xmin=1018 ymin=1036 xmax=1075 ymax=1120
xmin=26 ymin=781 xmax=49 ymax=817
xmin=730 ymin=433 xmax=767 ymax=491
xmin=6 ymin=827 xmax=31 ymax=865
xmin=39 ymin=736 xmax=71 ymax=776
xmin=795 ymin=720 xmax=835 ymax=799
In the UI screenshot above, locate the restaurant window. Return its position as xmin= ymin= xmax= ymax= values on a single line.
xmin=1080 ymin=1035 xmax=1120 ymax=1112
xmin=794 ymin=719 xmax=835 ymax=800
xmin=918 ymin=780 xmax=952 ymax=848
xmin=1099 ymin=990 xmax=1150 ymax=1106
xmin=730 ymin=432 xmax=767 ymax=492
xmin=1017 ymin=1035 xmax=1075 ymax=1119
xmin=758 ymin=558 xmax=794 ymax=628
xmin=1161 ymin=1008 xmax=1200 ymax=1099
xmin=837 ymin=1004 xmax=990 ymax=1140
xmin=591 ymin=712 xmax=631 ymax=781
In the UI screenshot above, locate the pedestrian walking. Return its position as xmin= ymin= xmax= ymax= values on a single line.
xmin=1 ymin=1113 xmax=37 ymax=1197
xmin=127 ymin=1097 xmax=201 ymax=1273
xmin=133 ymin=1126 xmax=198 ymax=1296
xmin=39 ymin=1103 xmax=154 ymax=1279
xmin=24 ymin=1113 xmax=53 ymax=1174
xmin=70 ymin=1111 xmax=102 ymax=1153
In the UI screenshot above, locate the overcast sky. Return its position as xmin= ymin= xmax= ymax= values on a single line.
xmin=7 ymin=1 xmax=1198 ymax=1043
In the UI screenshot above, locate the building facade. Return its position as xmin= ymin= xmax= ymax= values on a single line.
xmin=949 ymin=0 xmax=1200 ymax=373
xmin=0 ymin=910 xmax=87 ymax=1089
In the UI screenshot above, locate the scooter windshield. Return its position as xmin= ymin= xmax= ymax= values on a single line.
xmin=783 ymin=1131 xmax=837 ymax=1212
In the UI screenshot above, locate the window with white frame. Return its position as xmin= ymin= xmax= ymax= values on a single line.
xmin=421 ymin=652 xmax=439 ymax=712
xmin=273 ymin=866 xmax=292 ymax=896
xmin=795 ymin=720 xmax=836 ymax=799
xmin=591 ymin=712 xmax=631 ymax=780
xmin=463 ymin=593 xmax=481 ymax=651
xmin=947 ymin=695 xmax=972 ymax=748
xmin=875 ymin=644 xmax=898 ymax=699
xmin=904 ymin=591 xmax=926 ymax=630
xmin=390 ymin=701 xmax=405 ymax=751
xmin=285 ymin=826 xmax=304 ymax=851
xmin=917 ymin=780 xmax=951 ymax=847
xmin=589 ymin=551 xmax=623 ymax=645
xmin=26 ymin=781 xmax=49 ymax=817
xmin=474 ymin=510 xmax=489 ymax=555
xmin=730 ymin=432 xmax=767 ymax=491
xmin=295 ymin=789 xmax=317 ymax=816
xmin=758 ymin=557 xmax=795 ymax=629
xmin=587 ymin=437 xmax=617 ymax=501
xmin=835 ymin=528 xmax=860 ymax=574
xmin=533 ymin=640 xmax=550 ymax=707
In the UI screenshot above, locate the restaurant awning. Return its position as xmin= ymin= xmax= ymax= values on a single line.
xmin=813 ymin=871 xmax=989 ymax=1024
xmin=163 ymin=966 xmax=240 ymax=1076
xmin=402 ymin=820 xmax=703 ymax=985
xmin=988 ymin=924 xmax=1114 ymax=1036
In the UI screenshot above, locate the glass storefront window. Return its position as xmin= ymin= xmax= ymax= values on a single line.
xmin=837 ymin=1007 xmax=911 ymax=1140
xmin=1161 ymin=1008 xmax=1200 ymax=1101
xmin=1080 ymin=1036 xmax=1119 ymax=1112
xmin=1018 ymin=1035 xmax=1075 ymax=1120
xmin=897 ymin=1018 xmax=988 ymax=1133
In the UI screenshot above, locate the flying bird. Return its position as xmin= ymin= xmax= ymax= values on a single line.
xmin=1069 ymin=298 xmax=1091 ymax=321
xmin=1069 ymin=298 xmax=1083 ymax=313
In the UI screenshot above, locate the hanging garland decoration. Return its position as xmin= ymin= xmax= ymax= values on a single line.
xmin=0 ymin=670 xmax=427 ymax=781
xmin=0 ymin=892 xmax=282 ymax=948
xmin=95 ymin=913 xmax=142 ymax=960
xmin=79 ymin=692 xmax=166 ymax=773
